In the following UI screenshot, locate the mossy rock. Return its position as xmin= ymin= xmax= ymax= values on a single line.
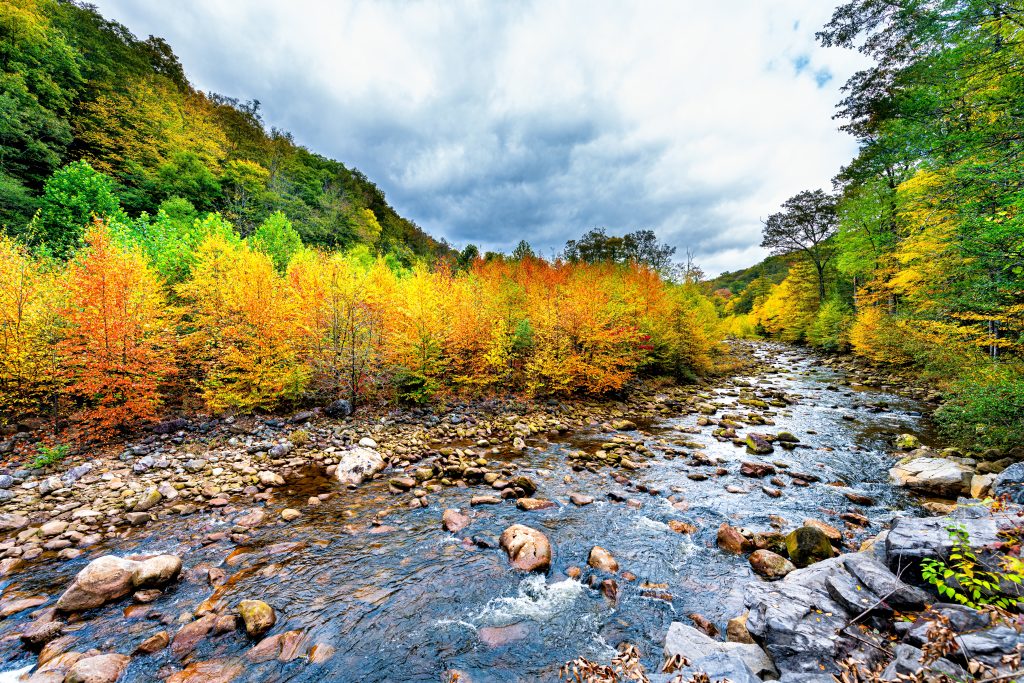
xmin=784 ymin=526 xmax=835 ymax=567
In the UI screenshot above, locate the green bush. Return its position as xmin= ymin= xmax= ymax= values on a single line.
xmin=936 ymin=364 xmax=1024 ymax=449
xmin=31 ymin=444 xmax=70 ymax=469
xmin=806 ymin=299 xmax=852 ymax=352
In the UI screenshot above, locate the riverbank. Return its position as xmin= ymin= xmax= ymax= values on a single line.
xmin=0 ymin=340 xmax=1015 ymax=682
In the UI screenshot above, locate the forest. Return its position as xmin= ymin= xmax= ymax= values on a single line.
xmin=0 ymin=1 xmax=722 ymax=440
xmin=718 ymin=0 xmax=1024 ymax=451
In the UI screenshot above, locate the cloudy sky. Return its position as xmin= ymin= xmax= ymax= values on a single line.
xmin=93 ymin=0 xmax=867 ymax=275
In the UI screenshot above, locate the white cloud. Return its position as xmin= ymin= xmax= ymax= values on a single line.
xmin=92 ymin=0 xmax=869 ymax=275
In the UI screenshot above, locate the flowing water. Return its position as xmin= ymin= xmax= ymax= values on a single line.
xmin=0 ymin=343 xmax=929 ymax=682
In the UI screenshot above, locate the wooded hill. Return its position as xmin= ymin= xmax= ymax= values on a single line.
xmin=1 ymin=0 xmax=447 ymax=261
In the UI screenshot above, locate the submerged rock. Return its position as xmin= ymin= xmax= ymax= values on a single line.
xmin=64 ymin=653 xmax=130 ymax=683
xmin=441 ymin=509 xmax=469 ymax=533
xmin=587 ymin=546 xmax=619 ymax=573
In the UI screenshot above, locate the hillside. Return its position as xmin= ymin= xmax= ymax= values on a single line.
xmin=1 ymin=0 xmax=446 ymax=260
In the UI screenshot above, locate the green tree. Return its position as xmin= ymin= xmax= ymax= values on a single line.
xmin=512 ymin=239 xmax=536 ymax=260
xmin=34 ymin=161 xmax=121 ymax=258
xmin=761 ymin=190 xmax=838 ymax=301
xmin=251 ymin=210 xmax=302 ymax=273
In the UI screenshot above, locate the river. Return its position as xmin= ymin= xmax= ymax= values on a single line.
xmin=0 ymin=342 xmax=928 ymax=682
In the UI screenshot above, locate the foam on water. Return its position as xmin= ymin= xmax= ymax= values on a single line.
xmin=0 ymin=664 xmax=31 ymax=682
xmin=475 ymin=575 xmax=586 ymax=626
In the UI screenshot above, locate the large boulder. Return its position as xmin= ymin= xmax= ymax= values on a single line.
xmin=56 ymin=555 xmax=182 ymax=611
xmin=889 ymin=456 xmax=972 ymax=498
xmin=880 ymin=644 xmax=965 ymax=682
xmin=744 ymin=556 xmax=889 ymax=675
xmin=785 ymin=526 xmax=834 ymax=567
xmin=841 ymin=554 xmax=929 ymax=611
xmin=335 ymin=447 xmax=385 ymax=486
xmin=884 ymin=514 xmax=999 ymax=580
xmin=498 ymin=524 xmax=551 ymax=572
xmin=663 ymin=622 xmax=777 ymax=679
xmin=992 ymin=462 xmax=1024 ymax=503
xmin=650 ymin=651 xmax=762 ymax=683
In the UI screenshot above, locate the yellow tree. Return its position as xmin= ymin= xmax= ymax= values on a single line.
xmin=288 ymin=249 xmax=382 ymax=406
xmin=177 ymin=234 xmax=306 ymax=412
xmin=0 ymin=236 xmax=65 ymax=424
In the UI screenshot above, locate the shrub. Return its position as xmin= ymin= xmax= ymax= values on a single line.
xmin=31 ymin=444 xmax=69 ymax=469
xmin=935 ymin=364 xmax=1024 ymax=449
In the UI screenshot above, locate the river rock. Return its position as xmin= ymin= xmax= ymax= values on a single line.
xmin=238 ymin=599 xmax=276 ymax=638
xmin=498 ymin=524 xmax=551 ymax=572
xmin=441 ymin=509 xmax=469 ymax=533
xmin=132 ymin=487 xmax=162 ymax=512
xmin=651 ymin=651 xmax=762 ymax=683
xmin=880 ymin=644 xmax=965 ymax=681
xmin=744 ymin=434 xmax=774 ymax=455
xmin=171 ymin=614 xmax=217 ymax=657
xmin=726 ymin=613 xmax=755 ymax=644
xmin=280 ymin=508 xmax=301 ymax=521
xmin=516 ymin=498 xmax=555 ymax=511
xmin=134 ymin=630 xmax=169 ymax=654
xmin=785 ymin=526 xmax=835 ymax=567
xmin=56 ymin=557 xmax=177 ymax=614
xmin=889 ymin=456 xmax=972 ymax=497
xmin=166 ymin=659 xmax=245 ymax=683
xmin=663 ymin=622 xmax=777 ymax=679
xmin=323 ymin=399 xmax=352 ymax=418
xmin=717 ymin=523 xmax=753 ymax=554
xmin=132 ymin=554 xmax=183 ymax=588
xmin=748 ymin=549 xmax=794 ymax=580
xmin=740 ymin=461 xmax=776 ymax=478
xmin=841 ymin=553 xmax=929 ymax=611
xmin=894 ymin=433 xmax=920 ymax=450
xmin=20 ymin=619 xmax=64 ymax=647
xmin=744 ymin=557 xmax=885 ymax=675
xmin=335 ymin=447 xmax=385 ymax=486
xmin=587 ymin=546 xmax=619 ymax=573
xmin=970 ymin=473 xmax=996 ymax=498
xmin=64 ymin=653 xmax=130 ymax=683
xmin=569 ymin=493 xmax=593 ymax=506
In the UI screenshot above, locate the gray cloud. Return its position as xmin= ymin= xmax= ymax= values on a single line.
xmin=92 ymin=0 xmax=868 ymax=275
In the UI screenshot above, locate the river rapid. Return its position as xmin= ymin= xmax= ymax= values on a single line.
xmin=0 ymin=342 xmax=929 ymax=682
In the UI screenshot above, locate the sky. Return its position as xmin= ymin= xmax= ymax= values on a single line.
xmin=92 ymin=0 xmax=868 ymax=276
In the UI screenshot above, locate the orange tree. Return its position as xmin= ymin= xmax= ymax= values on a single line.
xmin=61 ymin=220 xmax=176 ymax=434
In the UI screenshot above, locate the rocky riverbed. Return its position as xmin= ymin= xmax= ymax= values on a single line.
xmin=0 ymin=341 xmax=1019 ymax=682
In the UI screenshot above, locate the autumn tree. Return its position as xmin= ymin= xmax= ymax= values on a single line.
xmin=61 ymin=221 xmax=176 ymax=434
xmin=177 ymin=233 xmax=306 ymax=412
xmin=288 ymin=250 xmax=382 ymax=407
xmin=761 ymin=190 xmax=838 ymax=301
xmin=0 ymin=235 xmax=65 ymax=423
